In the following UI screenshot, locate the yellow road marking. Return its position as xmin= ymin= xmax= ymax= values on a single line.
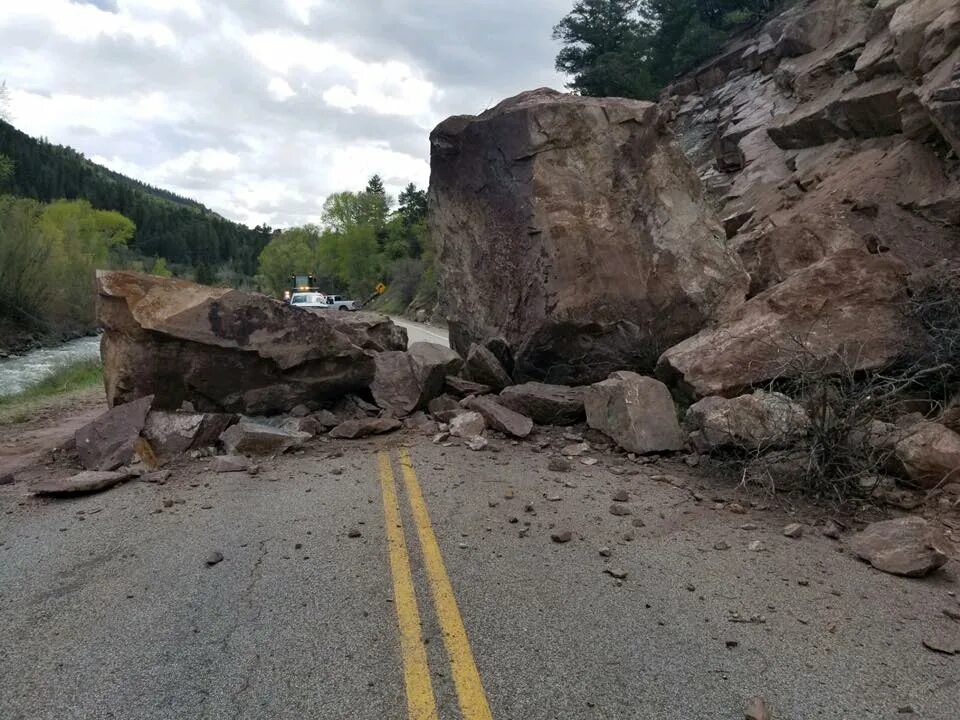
xmin=378 ymin=451 xmax=439 ymax=720
xmin=398 ymin=447 xmax=494 ymax=720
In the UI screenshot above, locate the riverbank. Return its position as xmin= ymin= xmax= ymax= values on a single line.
xmin=0 ymin=359 xmax=102 ymax=416
xmin=0 ymin=315 xmax=96 ymax=356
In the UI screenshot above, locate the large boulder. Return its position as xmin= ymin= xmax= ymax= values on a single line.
xmin=464 ymin=344 xmax=512 ymax=391
xmin=583 ymin=372 xmax=685 ymax=454
xmin=219 ymin=422 xmax=311 ymax=455
xmin=461 ymin=395 xmax=533 ymax=438
xmin=499 ymin=382 xmax=585 ymax=426
xmin=142 ymin=411 xmax=237 ymax=462
xmin=370 ymin=351 xmax=422 ymax=417
xmin=330 ymin=311 xmax=409 ymax=353
xmin=96 ymin=271 xmax=393 ymax=414
xmin=371 ymin=344 xmax=464 ymax=417
xmin=894 ymin=421 xmax=960 ymax=489
xmin=849 ymin=516 xmax=950 ymax=577
xmin=409 ymin=342 xmax=464 ymax=400
xmin=75 ymin=395 xmax=153 ymax=471
xmin=657 ymin=250 xmax=917 ymax=398
xmin=685 ymin=390 xmax=810 ymax=452
xmin=430 ymin=88 xmax=747 ymax=386
xmin=328 ymin=417 xmax=401 ymax=439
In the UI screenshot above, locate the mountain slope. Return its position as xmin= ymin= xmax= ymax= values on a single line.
xmin=0 ymin=120 xmax=271 ymax=275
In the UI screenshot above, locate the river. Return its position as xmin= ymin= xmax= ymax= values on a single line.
xmin=0 ymin=335 xmax=102 ymax=397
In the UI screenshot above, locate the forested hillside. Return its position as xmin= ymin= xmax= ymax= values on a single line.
xmin=0 ymin=120 xmax=271 ymax=276
xmin=553 ymin=0 xmax=781 ymax=99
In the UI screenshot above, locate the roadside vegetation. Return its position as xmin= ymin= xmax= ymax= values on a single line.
xmin=256 ymin=175 xmax=436 ymax=312
xmin=553 ymin=0 xmax=780 ymax=99
xmin=0 ymin=358 xmax=103 ymax=423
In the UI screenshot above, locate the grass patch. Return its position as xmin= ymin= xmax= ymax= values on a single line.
xmin=0 ymin=359 xmax=103 ymax=412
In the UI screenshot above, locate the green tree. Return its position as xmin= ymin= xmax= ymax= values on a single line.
xmin=553 ymin=0 xmax=656 ymax=99
xmin=149 ymin=256 xmax=172 ymax=277
xmin=554 ymin=0 xmax=777 ymax=98
xmin=256 ymin=228 xmax=315 ymax=296
xmin=0 ymin=198 xmax=134 ymax=333
xmin=398 ymin=183 xmax=428 ymax=225
xmin=0 ymin=81 xmax=13 ymax=187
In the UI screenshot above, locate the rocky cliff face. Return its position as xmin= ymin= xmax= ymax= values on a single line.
xmin=661 ymin=0 xmax=960 ymax=287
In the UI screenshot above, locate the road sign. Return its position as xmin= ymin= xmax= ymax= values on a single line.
xmin=375 ymin=282 xmax=387 ymax=294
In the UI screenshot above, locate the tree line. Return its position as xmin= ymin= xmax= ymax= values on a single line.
xmin=553 ymin=0 xmax=777 ymax=99
xmin=257 ymin=175 xmax=434 ymax=311
xmin=0 ymin=117 xmax=272 ymax=278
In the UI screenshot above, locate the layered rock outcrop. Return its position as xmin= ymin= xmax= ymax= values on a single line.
xmin=661 ymin=0 xmax=960 ymax=288
xmin=430 ymin=88 xmax=748 ymax=385
xmin=97 ymin=271 xmax=405 ymax=414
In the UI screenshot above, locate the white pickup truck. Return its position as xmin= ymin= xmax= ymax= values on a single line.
xmin=289 ymin=292 xmax=358 ymax=311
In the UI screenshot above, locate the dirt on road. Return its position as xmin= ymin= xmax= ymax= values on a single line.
xmin=0 ymin=387 xmax=106 ymax=479
xmin=1 ymin=391 xmax=959 ymax=719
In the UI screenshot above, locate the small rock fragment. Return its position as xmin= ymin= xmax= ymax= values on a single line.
xmin=562 ymin=442 xmax=590 ymax=457
xmin=783 ymin=523 xmax=804 ymax=538
xmin=822 ymin=519 xmax=842 ymax=539
xmin=611 ymin=490 xmax=629 ymax=502
xmin=604 ymin=568 xmax=628 ymax=580
xmin=609 ymin=504 xmax=632 ymax=516
xmin=744 ymin=696 xmax=770 ymax=720
xmin=547 ymin=456 xmax=572 ymax=472
xmin=922 ymin=636 xmax=959 ymax=655
xmin=599 ymin=547 xmax=611 ymax=557
xmin=205 ymin=551 xmax=224 ymax=566
xmin=551 ymin=530 xmax=573 ymax=543
xmin=748 ymin=540 xmax=766 ymax=552
xmin=467 ymin=436 xmax=488 ymax=451
xmin=347 ymin=528 xmax=362 ymax=538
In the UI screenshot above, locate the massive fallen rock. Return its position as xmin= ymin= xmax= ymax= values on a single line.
xmin=849 ymin=516 xmax=950 ymax=577
xmin=96 ymin=271 xmax=399 ymax=414
xmin=430 ymin=88 xmax=747 ymax=385
xmin=583 ymin=372 xmax=685 ymax=454
xmin=499 ymin=383 xmax=585 ymax=426
xmin=76 ymin=395 xmax=153 ymax=471
xmin=685 ymin=390 xmax=810 ymax=451
xmin=657 ymin=250 xmax=916 ymax=398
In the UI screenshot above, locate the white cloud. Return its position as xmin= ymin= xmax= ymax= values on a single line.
xmin=267 ymin=77 xmax=296 ymax=101
xmin=0 ymin=0 xmax=568 ymax=227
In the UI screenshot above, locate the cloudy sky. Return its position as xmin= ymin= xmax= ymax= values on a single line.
xmin=0 ymin=0 xmax=570 ymax=227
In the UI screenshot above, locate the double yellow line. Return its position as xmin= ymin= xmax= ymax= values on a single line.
xmin=378 ymin=448 xmax=493 ymax=720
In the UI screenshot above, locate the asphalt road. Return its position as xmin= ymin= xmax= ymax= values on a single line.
xmin=391 ymin=318 xmax=450 ymax=347
xmin=2 ymin=430 xmax=958 ymax=719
